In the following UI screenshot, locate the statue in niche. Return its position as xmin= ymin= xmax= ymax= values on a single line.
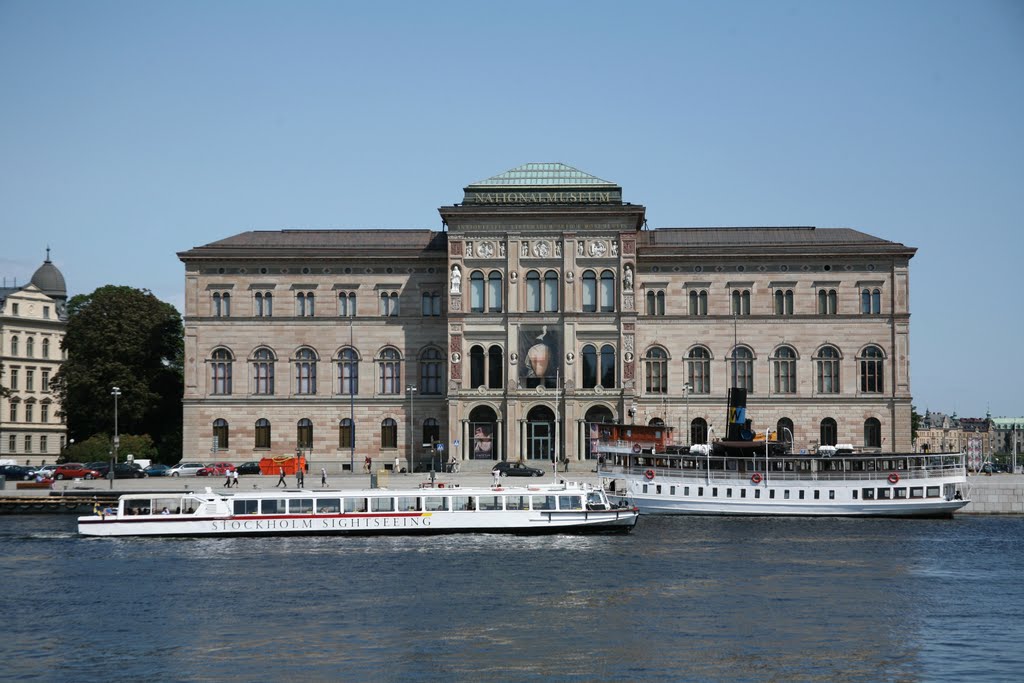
xmin=623 ymin=264 xmax=634 ymax=291
xmin=554 ymin=241 xmax=561 ymax=257
xmin=466 ymin=242 xmax=474 ymax=257
xmin=611 ymin=240 xmax=619 ymax=256
xmin=499 ymin=242 xmax=506 ymax=257
xmin=522 ymin=242 xmax=529 ymax=257
xmin=450 ymin=264 xmax=462 ymax=294
xmin=577 ymin=241 xmax=584 ymax=256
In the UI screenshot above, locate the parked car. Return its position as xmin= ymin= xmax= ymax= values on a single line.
xmin=0 ymin=464 xmax=37 ymax=481
xmin=236 ymin=461 xmax=262 ymax=475
xmin=34 ymin=464 xmax=58 ymax=478
xmin=53 ymin=463 xmax=102 ymax=480
xmin=143 ymin=463 xmax=172 ymax=477
xmin=197 ymin=462 xmax=236 ymax=476
xmin=92 ymin=462 xmax=148 ymax=479
xmin=493 ymin=461 xmax=545 ymax=477
xmin=168 ymin=462 xmax=208 ymax=477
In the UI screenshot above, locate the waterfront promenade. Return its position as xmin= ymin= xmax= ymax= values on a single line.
xmin=2 ymin=470 xmax=1021 ymax=513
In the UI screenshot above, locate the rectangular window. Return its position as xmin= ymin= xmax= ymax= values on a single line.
xmin=769 ymin=490 xmax=775 ymax=499
xmin=424 ymin=496 xmax=448 ymax=512
xmin=345 ymin=497 xmax=368 ymax=513
xmin=754 ymin=489 xmax=761 ymax=499
xmin=740 ymin=489 xmax=746 ymax=498
xmin=558 ymin=495 xmax=583 ymax=510
xmin=726 ymin=488 xmax=732 ymax=498
xmin=684 ymin=486 xmax=690 ymax=496
xmin=316 ymin=498 xmax=341 ymax=513
xmin=784 ymin=490 xmax=790 ymax=499
xmin=7 ymin=435 xmax=14 ymax=453
xmin=453 ymin=495 xmax=476 ymax=511
xmin=531 ymin=495 xmax=555 ymax=510
xmin=260 ymin=499 xmax=287 ymax=514
xmin=927 ymin=486 xmax=940 ymax=498
xmin=288 ymin=499 xmax=314 ymax=514
xmin=478 ymin=495 xmax=502 ymax=511
xmin=26 ymin=369 xmax=34 ymax=392
xmin=894 ymin=488 xmax=907 ymax=499
xmin=910 ymin=487 xmax=924 ymax=499
xmin=41 ymin=370 xmax=50 ymax=393
xmin=10 ymin=368 xmax=18 ymax=389
xmin=40 ymin=436 xmax=48 ymax=453
xmin=24 ymin=436 xmax=32 ymax=453
xmin=234 ymin=499 xmax=259 ymax=515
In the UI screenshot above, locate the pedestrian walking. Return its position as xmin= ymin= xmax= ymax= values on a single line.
xmin=491 ymin=466 xmax=501 ymax=487
xmin=231 ymin=468 xmax=239 ymax=488
xmin=321 ymin=466 xmax=327 ymax=487
xmin=297 ymin=467 xmax=305 ymax=488
xmin=224 ymin=469 xmax=233 ymax=488
xmin=394 ymin=456 xmax=401 ymax=474
xmin=364 ymin=455 xmax=372 ymax=473
xmin=276 ymin=466 xmax=287 ymax=488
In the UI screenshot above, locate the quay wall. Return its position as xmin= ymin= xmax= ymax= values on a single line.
xmin=961 ymin=475 xmax=1024 ymax=514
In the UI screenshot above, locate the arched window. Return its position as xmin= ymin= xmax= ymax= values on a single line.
xmin=255 ymin=418 xmax=271 ymax=449
xmin=688 ymin=290 xmax=708 ymax=316
xmin=213 ymin=292 xmax=230 ymax=317
xmin=420 ymin=348 xmax=444 ymax=395
xmin=488 ymin=345 xmax=503 ymax=389
xmin=294 ymin=348 xmax=317 ymax=395
xmin=213 ymin=419 xmax=229 ymax=449
xmin=864 ymin=417 xmax=882 ymax=448
xmin=815 ymin=345 xmax=840 ymax=394
xmin=381 ymin=418 xmax=398 ymax=449
xmin=582 ymin=271 xmax=597 ymax=312
xmin=338 ymin=291 xmax=356 ymax=317
xmin=646 ymin=290 xmax=666 ymax=316
xmin=691 ymin=417 xmax=709 ymax=445
xmin=730 ymin=346 xmax=754 ymax=392
xmin=211 ymin=348 xmax=233 ymax=395
xmin=526 ymin=271 xmax=541 ymax=312
xmin=252 ymin=348 xmax=275 ymax=395
xmin=599 ymin=270 xmax=615 ymax=312
xmin=872 ymin=288 xmax=881 ymax=314
xmin=543 ymin=271 xmax=558 ymax=312
xmin=336 ymin=347 xmax=358 ymax=396
xmin=297 ymin=418 xmax=313 ymax=449
xmin=10 ymin=336 xmax=18 ymax=356
xmin=338 ymin=418 xmax=354 ymax=449
xmin=731 ymin=290 xmax=751 ymax=316
xmin=255 ymin=291 xmax=273 ymax=317
xmin=687 ymin=347 xmax=711 ymax=394
xmin=488 ymin=271 xmax=503 ymax=312
xmin=469 ymin=345 xmax=502 ymax=389
xmin=774 ymin=289 xmax=793 ymax=315
xmin=861 ymin=288 xmax=881 ymax=315
xmin=378 ymin=348 xmax=401 ymax=395
xmin=26 ymin=337 xmax=34 ymax=357
xmin=470 ymin=345 xmax=485 ymax=388
xmin=776 ymin=417 xmax=795 ymax=448
xmin=423 ymin=417 xmax=440 ymax=446
xmin=379 ymin=292 xmax=399 ymax=316
xmin=817 ymin=289 xmax=837 ymax=315
xmin=297 ymin=291 xmax=315 ymax=317
xmin=859 ymin=345 xmax=885 ymax=394
xmin=820 ymin=418 xmax=838 ymax=447
xmin=42 ymin=338 xmax=50 ymax=358
xmin=772 ymin=346 xmax=797 ymax=394
xmin=581 ymin=344 xmax=616 ymax=389
xmin=644 ymin=347 xmax=668 ymax=395
xmin=470 ymin=271 xmax=485 ymax=313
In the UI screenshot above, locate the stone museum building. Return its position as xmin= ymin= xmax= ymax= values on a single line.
xmin=0 ymin=251 xmax=69 ymax=464
xmin=178 ymin=163 xmax=915 ymax=471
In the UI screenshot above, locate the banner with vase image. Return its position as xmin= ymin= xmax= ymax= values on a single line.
xmin=518 ymin=325 xmax=561 ymax=389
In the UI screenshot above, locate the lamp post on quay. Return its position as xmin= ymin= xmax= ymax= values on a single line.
xmin=110 ymin=387 xmax=121 ymax=490
xmin=406 ymin=384 xmax=417 ymax=475
xmin=682 ymin=382 xmax=692 ymax=446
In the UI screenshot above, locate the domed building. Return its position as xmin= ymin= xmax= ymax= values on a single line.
xmin=0 ymin=249 xmax=69 ymax=464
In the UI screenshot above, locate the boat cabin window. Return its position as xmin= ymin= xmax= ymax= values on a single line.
xmin=726 ymin=488 xmax=733 ymax=498
xmin=234 ymin=499 xmax=258 ymax=515
xmin=531 ymin=495 xmax=555 ymax=510
xmin=784 ymin=490 xmax=790 ymax=499
xmin=317 ymin=498 xmax=341 ymax=513
xmin=813 ymin=490 xmax=820 ymax=500
xmin=289 ymin=499 xmax=314 ymax=514
xmin=927 ymin=486 xmax=940 ymax=498
xmin=423 ymin=496 xmax=448 ymax=512
xmin=586 ymin=492 xmax=608 ymax=509
xmin=877 ymin=488 xmax=891 ymax=500
xmin=798 ymin=490 xmax=804 ymax=500
xmin=894 ymin=488 xmax=907 ymax=499
xmin=769 ymin=490 xmax=775 ymax=499
xmin=829 ymin=490 xmax=835 ymax=500
xmin=478 ymin=495 xmax=502 ymax=511
xmin=506 ymin=495 xmax=529 ymax=510
xmin=154 ymin=497 xmax=184 ymax=514
xmin=371 ymin=497 xmax=394 ymax=512
xmin=345 ymin=498 xmax=368 ymax=513
xmin=453 ymin=495 xmax=475 ymax=511
xmin=712 ymin=488 xmax=718 ymax=497
xmin=861 ymin=488 xmax=875 ymax=500
xmin=910 ymin=487 xmax=924 ymax=499
xmin=558 ymin=495 xmax=583 ymax=510
xmin=261 ymin=499 xmax=287 ymax=514
xmin=697 ymin=487 xmax=704 ymax=497
xmin=754 ymin=489 xmax=760 ymax=499
xmin=684 ymin=486 xmax=690 ymax=496
xmin=124 ymin=499 xmax=152 ymax=515
xmin=397 ymin=496 xmax=420 ymax=512
xmin=740 ymin=489 xmax=746 ymax=498
xmin=656 ymin=485 xmax=662 ymax=494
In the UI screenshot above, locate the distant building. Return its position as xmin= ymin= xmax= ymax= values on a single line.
xmin=0 ymin=250 xmax=69 ymax=464
xmin=990 ymin=417 xmax=1024 ymax=457
xmin=178 ymin=163 xmax=918 ymax=471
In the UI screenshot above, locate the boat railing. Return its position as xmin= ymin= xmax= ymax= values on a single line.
xmin=606 ymin=463 xmax=966 ymax=483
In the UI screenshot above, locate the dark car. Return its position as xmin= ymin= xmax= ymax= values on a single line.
xmin=144 ymin=463 xmax=171 ymax=477
xmin=92 ymin=463 xmax=148 ymax=479
xmin=493 ymin=461 xmax=545 ymax=477
xmin=236 ymin=461 xmax=262 ymax=475
xmin=0 ymin=464 xmax=37 ymax=481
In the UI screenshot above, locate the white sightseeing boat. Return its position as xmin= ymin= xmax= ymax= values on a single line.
xmin=598 ymin=442 xmax=970 ymax=518
xmin=77 ymin=481 xmax=638 ymax=537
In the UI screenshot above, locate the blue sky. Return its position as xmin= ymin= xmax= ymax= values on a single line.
xmin=2 ymin=1 xmax=1021 ymax=418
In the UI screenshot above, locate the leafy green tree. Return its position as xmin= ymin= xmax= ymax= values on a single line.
xmin=911 ymin=405 xmax=922 ymax=446
xmin=53 ymin=286 xmax=183 ymax=462
xmin=60 ymin=433 xmax=160 ymax=464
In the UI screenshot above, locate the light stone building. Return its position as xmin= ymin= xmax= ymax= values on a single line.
xmin=0 ymin=251 xmax=69 ymax=464
xmin=178 ymin=164 xmax=916 ymax=472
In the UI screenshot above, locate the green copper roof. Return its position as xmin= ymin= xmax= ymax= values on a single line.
xmin=468 ymin=163 xmax=616 ymax=188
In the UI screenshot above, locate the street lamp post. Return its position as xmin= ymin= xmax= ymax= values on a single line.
xmin=110 ymin=387 xmax=121 ymax=490
xmin=406 ymin=384 xmax=417 ymax=475
xmin=683 ymin=382 xmax=692 ymax=446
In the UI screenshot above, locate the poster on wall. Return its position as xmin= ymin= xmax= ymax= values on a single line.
xmin=472 ymin=423 xmax=493 ymax=460
xmin=518 ymin=324 xmax=561 ymax=389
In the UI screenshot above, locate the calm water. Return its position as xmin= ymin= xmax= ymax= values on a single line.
xmin=2 ymin=514 xmax=1023 ymax=682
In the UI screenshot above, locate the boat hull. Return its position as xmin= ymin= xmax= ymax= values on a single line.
xmin=615 ymin=493 xmax=967 ymax=518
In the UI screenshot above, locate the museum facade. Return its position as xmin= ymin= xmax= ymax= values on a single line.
xmin=178 ymin=163 xmax=915 ymax=471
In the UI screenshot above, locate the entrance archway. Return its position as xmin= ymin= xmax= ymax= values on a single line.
xmin=468 ymin=405 xmax=498 ymax=460
xmin=584 ymin=405 xmax=615 ymax=459
xmin=525 ymin=405 xmax=556 ymax=461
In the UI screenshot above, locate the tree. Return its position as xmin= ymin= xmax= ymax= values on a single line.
xmin=911 ymin=405 xmax=922 ymax=447
xmin=53 ymin=286 xmax=183 ymax=461
xmin=60 ymin=433 xmax=159 ymax=464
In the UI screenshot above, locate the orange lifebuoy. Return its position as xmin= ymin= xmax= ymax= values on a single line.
xmin=888 ymin=472 xmax=900 ymax=484
xmin=644 ymin=469 xmax=656 ymax=480
xmin=751 ymin=472 xmax=762 ymax=484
